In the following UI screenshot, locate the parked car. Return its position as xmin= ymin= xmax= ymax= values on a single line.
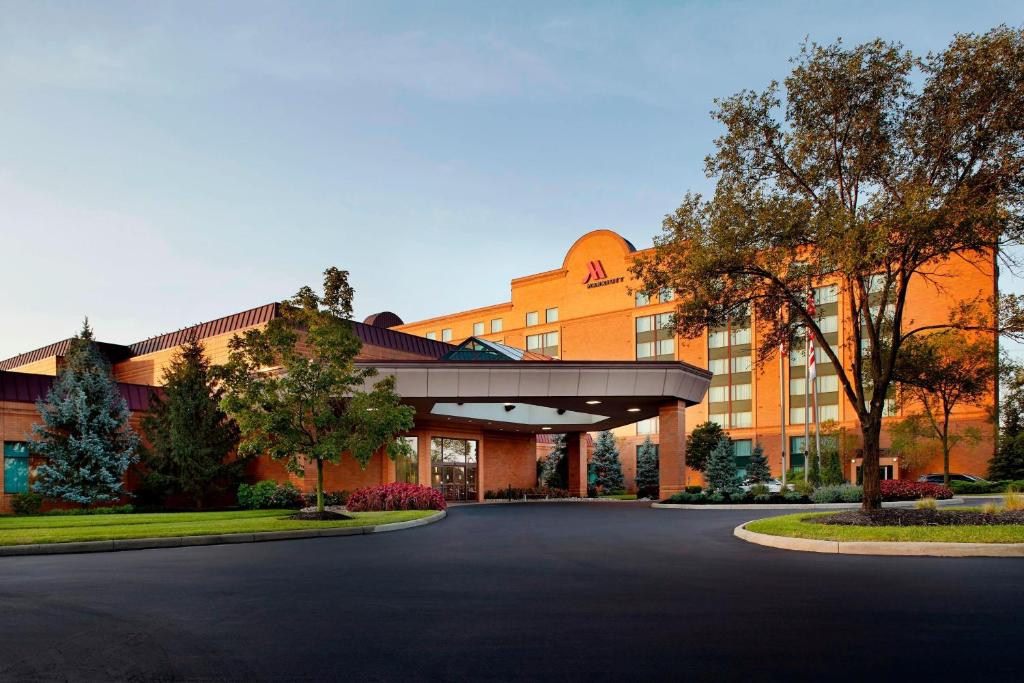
xmin=741 ymin=478 xmax=784 ymax=493
xmin=917 ymin=473 xmax=986 ymax=484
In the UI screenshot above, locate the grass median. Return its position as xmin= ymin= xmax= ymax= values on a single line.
xmin=746 ymin=512 xmax=1024 ymax=544
xmin=0 ymin=509 xmax=437 ymax=546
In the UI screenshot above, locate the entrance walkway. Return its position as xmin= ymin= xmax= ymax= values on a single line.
xmin=0 ymin=504 xmax=1020 ymax=680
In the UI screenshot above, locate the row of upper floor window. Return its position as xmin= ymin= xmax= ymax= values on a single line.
xmin=423 ymin=308 xmax=560 ymax=342
xmin=706 ymin=398 xmax=896 ymax=431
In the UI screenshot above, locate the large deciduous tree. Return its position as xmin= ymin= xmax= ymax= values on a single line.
xmin=891 ymin=331 xmax=994 ymax=485
xmin=685 ymin=421 xmax=728 ymax=473
xmin=633 ymin=28 xmax=1024 ymax=509
xmin=214 ymin=268 xmax=416 ymax=514
xmin=141 ymin=337 xmax=241 ymax=508
xmin=31 ymin=320 xmax=140 ymax=505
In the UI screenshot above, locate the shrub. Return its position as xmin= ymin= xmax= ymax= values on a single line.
xmin=237 ymin=480 xmax=303 ymax=509
xmin=1004 ymin=488 xmax=1024 ymax=511
xmin=303 ymin=490 xmax=349 ymax=508
xmin=707 ymin=491 xmax=727 ymax=503
xmin=981 ymin=502 xmax=1000 ymax=514
xmin=753 ymin=493 xmax=773 ymax=503
xmin=685 ymin=485 xmax=703 ymax=494
xmin=667 ymin=491 xmax=704 ymax=504
xmin=791 ymin=480 xmax=815 ymax=496
xmin=951 ymin=479 xmax=1024 ymax=495
xmin=749 ymin=483 xmax=770 ymax=497
xmin=880 ymin=480 xmax=952 ymax=501
xmin=11 ymin=492 xmax=43 ymax=515
xmin=44 ymin=504 xmax=135 ymax=516
xmin=483 ymin=487 xmax=570 ymax=500
xmin=811 ymin=484 xmax=863 ymax=504
xmin=346 ymin=483 xmax=446 ymax=511
xmin=915 ymin=497 xmax=938 ymax=510
xmin=783 ymin=491 xmax=805 ymax=502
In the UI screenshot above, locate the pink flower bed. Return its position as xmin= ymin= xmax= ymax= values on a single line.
xmin=346 ymin=483 xmax=447 ymax=512
xmin=880 ymin=480 xmax=953 ymax=501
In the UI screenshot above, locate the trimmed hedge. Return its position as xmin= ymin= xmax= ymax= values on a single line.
xmin=483 ymin=487 xmax=571 ymax=500
xmin=880 ymin=480 xmax=953 ymax=501
xmin=346 ymin=483 xmax=446 ymax=512
xmin=237 ymin=481 xmax=303 ymax=509
xmin=950 ymin=480 xmax=1024 ymax=495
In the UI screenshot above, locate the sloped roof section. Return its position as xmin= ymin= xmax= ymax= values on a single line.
xmin=442 ymin=337 xmax=553 ymax=362
xmin=130 ymin=303 xmax=279 ymax=356
xmin=0 ymin=371 xmax=155 ymax=411
xmin=0 ymin=340 xmax=133 ymax=372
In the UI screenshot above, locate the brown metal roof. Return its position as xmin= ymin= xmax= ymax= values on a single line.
xmin=362 ymin=311 xmax=404 ymax=328
xmin=351 ymin=320 xmax=455 ymax=359
xmin=129 ymin=303 xmax=279 ymax=356
xmin=0 ymin=340 xmax=134 ymax=372
xmin=0 ymin=371 xmax=155 ymax=411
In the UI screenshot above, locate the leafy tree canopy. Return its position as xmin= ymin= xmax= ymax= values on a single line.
xmin=633 ymin=27 xmax=1024 ymax=508
xmin=214 ymin=268 xmax=415 ymax=512
xmin=686 ymin=421 xmax=729 ymax=473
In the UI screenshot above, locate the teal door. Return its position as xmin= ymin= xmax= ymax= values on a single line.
xmin=4 ymin=442 xmax=29 ymax=494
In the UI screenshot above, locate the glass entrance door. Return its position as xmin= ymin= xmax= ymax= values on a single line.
xmin=430 ymin=437 xmax=478 ymax=501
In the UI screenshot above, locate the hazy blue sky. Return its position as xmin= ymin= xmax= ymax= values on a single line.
xmin=1 ymin=1 xmax=1021 ymax=359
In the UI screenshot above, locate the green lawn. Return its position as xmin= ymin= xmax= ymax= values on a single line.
xmin=600 ymin=493 xmax=638 ymax=501
xmin=0 ymin=509 xmax=437 ymax=546
xmin=746 ymin=512 xmax=1024 ymax=544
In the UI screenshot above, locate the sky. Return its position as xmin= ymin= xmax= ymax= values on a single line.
xmin=1 ymin=1 xmax=1022 ymax=359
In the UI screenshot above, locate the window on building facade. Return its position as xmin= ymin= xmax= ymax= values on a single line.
xmin=708 ymin=385 xmax=728 ymax=402
xmin=635 ymin=291 xmax=651 ymax=307
xmin=473 ymin=322 xmax=484 ymax=336
xmin=730 ymin=383 xmax=751 ymax=401
xmin=709 ymin=413 xmax=729 ymax=428
xmin=659 ymin=288 xmax=674 ymax=303
xmin=818 ymin=315 xmax=838 ymax=333
xmin=708 ymin=330 xmax=728 ymax=348
xmin=731 ymin=411 xmax=752 ymax=428
xmin=730 ymin=327 xmax=751 ymax=345
xmin=708 ymin=358 xmax=729 ymax=375
xmin=490 ymin=318 xmax=503 ymax=333
xmin=730 ymin=355 xmax=752 ymax=373
xmin=3 ymin=442 xmax=29 ymax=494
xmin=636 ymin=417 xmax=658 ymax=435
xmin=817 ymin=404 xmax=839 ymax=421
xmin=426 ymin=331 xmax=437 ymax=340
xmin=545 ymin=307 xmax=559 ymax=323
xmin=733 ymin=439 xmax=753 ymax=477
xmin=526 ymin=311 xmax=539 ymax=327
xmin=789 ymin=436 xmax=807 ymax=468
xmin=636 ymin=314 xmax=674 ymax=361
xmin=814 ymin=285 xmax=839 ymax=304
xmin=527 ymin=331 xmax=559 ymax=358
xmin=441 ymin=328 xmax=452 ymax=342
xmin=395 ymin=436 xmax=418 ymax=484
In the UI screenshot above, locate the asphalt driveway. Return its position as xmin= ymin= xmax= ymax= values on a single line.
xmin=0 ymin=502 xmax=1020 ymax=682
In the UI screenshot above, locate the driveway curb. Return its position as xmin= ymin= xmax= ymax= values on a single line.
xmin=653 ymin=498 xmax=965 ymax=510
xmin=0 ymin=510 xmax=446 ymax=557
xmin=734 ymin=521 xmax=1024 ymax=557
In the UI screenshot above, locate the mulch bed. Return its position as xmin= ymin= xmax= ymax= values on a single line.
xmin=812 ymin=509 xmax=1024 ymax=527
xmin=288 ymin=511 xmax=354 ymax=521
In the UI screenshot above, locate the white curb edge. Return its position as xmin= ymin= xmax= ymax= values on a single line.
xmin=734 ymin=520 xmax=1024 ymax=557
xmin=0 ymin=510 xmax=447 ymax=557
xmin=653 ymin=498 xmax=965 ymax=510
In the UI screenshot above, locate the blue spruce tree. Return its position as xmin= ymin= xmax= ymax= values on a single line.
xmin=592 ymin=430 xmax=625 ymax=493
xmin=31 ymin=321 xmax=140 ymax=504
xmin=705 ymin=436 xmax=740 ymax=495
xmin=634 ymin=436 xmax=659 ymax=498
xmin=745 ymin=443 xmax=771 ymax=483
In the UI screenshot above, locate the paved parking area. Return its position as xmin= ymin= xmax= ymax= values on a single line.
xmin=0 ymin=502 xmax=1020 ymax=681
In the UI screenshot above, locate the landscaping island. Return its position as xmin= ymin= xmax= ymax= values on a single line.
xmin=0 ymin=509 xmax=437 ymax=547
xmin=745 ymin=510 xmax=1024 ymax=544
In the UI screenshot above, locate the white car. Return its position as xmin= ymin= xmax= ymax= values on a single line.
xmin=741 ymin=478 xmax=784 ymax=493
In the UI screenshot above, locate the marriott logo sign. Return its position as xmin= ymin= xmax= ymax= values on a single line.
xmin=581 ymin=260 xmax=624 ymax=289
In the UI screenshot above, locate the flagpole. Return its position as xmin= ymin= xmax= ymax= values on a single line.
xmin=812 ymin=356 xmax=822 ymax=477
xmin=779 ymin=343 xmax=787 ymax=487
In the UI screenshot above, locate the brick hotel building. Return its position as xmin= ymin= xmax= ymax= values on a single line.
xmin=0 ymin=229 xmax=994 ymax=509
xmin=395 ymin=230 xmax=997 ymax=488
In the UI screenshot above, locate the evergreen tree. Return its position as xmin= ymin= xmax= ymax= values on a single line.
xmin=540 ymin=434 xmax=567 ymax=489
xmin=141 ymin=337 xmax=241 ymax=508
xmin=821 ymin=445 xmax=845 ymax=486
xmin=745 ymin=443 xmax=771 ymax=483
xmin=989 ymin=364 xmax=1024 ymax=480
xmin=591 ymin=430 xmax=625 ymax=493
xmin=807 ymin=446 xmax=822 ymax=486
xmin=685 ymin=421 xmax=729 ymax=472
xmin=634 ymin=437 xmax=659 ymax=498
xmin=705 ymin=436 xmax=740 ymax=495
xmin=31 ymin=320 xmax=140 ymax=504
